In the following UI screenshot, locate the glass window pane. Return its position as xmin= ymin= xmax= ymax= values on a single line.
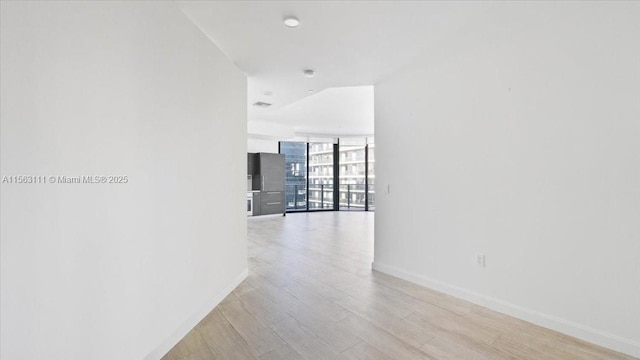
xmin=308 ymin=142 xmax=334 ymax=210
xmin=339 ymin=144 xmax=366 ymax=211
xmin=368 ymin=144 xmax=375 ymax=210
xmin=280 ymin=141 xmax=307 ymax=211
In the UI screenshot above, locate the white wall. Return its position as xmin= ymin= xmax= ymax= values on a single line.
xmin=0 ymin=2 xmax=247 ymax=359
xmin=248 ymin=138 xmax=280 ymax=153
xmin=374 ymin=2 xmax=640 ymax=357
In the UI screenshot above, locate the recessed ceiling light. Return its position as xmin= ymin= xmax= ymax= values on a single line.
xmin=308 ymin=90 xmax=314 ymax=93
xmin=303 ymin=69 xmax=315 ymax=77
xmin=284 ymin=16 xmax=300 ymax=28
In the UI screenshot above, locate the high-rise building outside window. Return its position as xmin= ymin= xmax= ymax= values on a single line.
xmin=367 ymin=142 xmax=375 ymax=210
xmin=280 ymin=138 xmax=374 ymax=212
xmin=280 ymin=142 xmax=307 ymax=211
xmin=308 ymin=143 xmax=334 ymax=210
xmin=337 ymin=144 xmax=369 ymax=210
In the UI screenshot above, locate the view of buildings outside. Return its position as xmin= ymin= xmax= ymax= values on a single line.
xmin=367 ymin=144 xmax=375 ymax=210
xmin=308 ymin=143 xmax=334 ymax=210
xmin=280 ymin=140 xmax=375 ymax=211
xmin=280 ymin=142 xmax=307 ymax=211
xmin=337 ymin=144 xmax=375 ymax=210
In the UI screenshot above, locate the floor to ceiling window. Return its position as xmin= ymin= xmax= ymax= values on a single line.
xmin=367 ymin=141 xmax=375 ymax=211
xmin=339 ymin=144 xmax=367 ymax=210
xmin=338 ymin=138 xmax=374 ymax=211
xmin=308 ymin=142 xmax=335 ymax=210
xmin=280 ymin=142 xmax=307 ymax=211
xmin=280 ymin=138 xmax=373 ymax=213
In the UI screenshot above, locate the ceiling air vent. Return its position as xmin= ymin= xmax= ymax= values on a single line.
xmin=253 ymin=101 xmax=272 ymax=108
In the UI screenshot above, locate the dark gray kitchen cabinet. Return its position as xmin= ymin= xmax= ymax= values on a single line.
xmin=247 ymin=153 xmax=257 ymax=176
xmin=252 ymin=153 xmax=285 ymax=192
xmin=260 ymin=191 xmax=284 ymax=215
xmin=247 ymin=152 xmax=285 ymax=216
xmin=252 ymin=192 xmax=261 ymax=216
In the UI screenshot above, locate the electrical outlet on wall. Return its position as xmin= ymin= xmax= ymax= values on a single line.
xmin=476 ymin=254 xmax=486 ymax=267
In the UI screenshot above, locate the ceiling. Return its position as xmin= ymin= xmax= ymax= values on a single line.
xmin=179 ymin=1 xmax=477 ymax=136
xmin=254 ymin=85 xmax=374 ymax=137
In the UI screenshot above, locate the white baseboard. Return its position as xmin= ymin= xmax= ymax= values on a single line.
xmin=144 ymin=268 xmax=249 ymax=360
xmin=371 ymin=261 xmax=640 ymax=358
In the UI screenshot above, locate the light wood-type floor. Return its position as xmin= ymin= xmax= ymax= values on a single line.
xmin=162 ymin=212 xmax=635 ymax=360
